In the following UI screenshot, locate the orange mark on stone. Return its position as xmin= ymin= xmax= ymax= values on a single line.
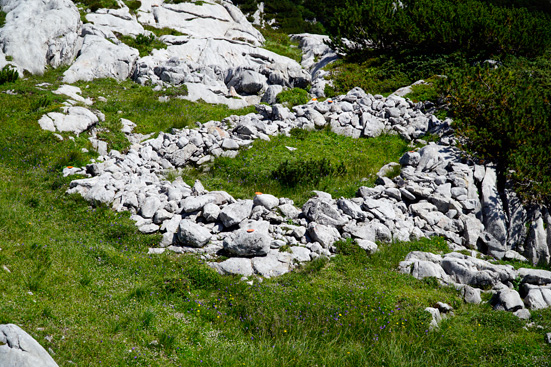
xmin=247 ymin=229 xmax=255 ymax=233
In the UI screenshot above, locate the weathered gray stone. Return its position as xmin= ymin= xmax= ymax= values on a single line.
xmin=308 ymin=223 xmax=340 ymax=248
xmin=219 ymin=200 xmax=254 ymax=227
xmin=491 ymin=289 xmax=524 ymax=312
xmin=303 ymin=197 xmax=347 ymax=227
xmin=0 ymin=0 xmax=81 ymax=75
xmin=63 ymin=35 xmax=139 ymax=83
xmin=357 ymin=239 xmax=378 ymax=254
xmin=461 ymin=285 xmax=482 ymax=304
xmin=140 ymin=196 xmax=161 ymax=218
xmin=253 ymin=193 xmax=279 ymax=210
xmin=481 ymin=167 xmax=508 ymax=246
xmin=337 ymin=198 xmax=365 ymax=221
xmin=223 ymin=229 xmax=270 ymax=257
xmin=512 ymin=308 xmax=530 ymax=319
xmin=182 ymin=195 xmax=217 ymax=213
xmin=178 ymin=220 xmax=212 ymax=248
xmin=252 ymin=255 xmax=289 ymax=277
xmin=222 ymin=138 xmax=240 ymax=150
xmin=202 ymin=203 xmax=220 ymax=222
xmin=519 ymin=268 xmax=551 ymax=286
xmin=0 ymin=324 xmax=58 ymax=367
xmin=211 ymin=257 xmax=253 ymax=276
xmin=290 ymin=246 xmax=312 ymax=262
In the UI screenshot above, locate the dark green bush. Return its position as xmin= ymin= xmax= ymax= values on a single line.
xmin=123 ymin=0 xmax=141 ymax=11
xmin=271 ymin=157 xmax=346 ymax=187
xmin=330 ymin=0 xmax=551 ymax=59
xmin=275 ymin=88 xmax=310 ymax=107
xmin=439 ymin=57 xmax=551 ymax=202
xmin=74 ymin=0 xmax=119 ymax=12
xmin=0 ymin=65 xmax=19 ymax=85
xmin=0 ymin=11 xmax=6 ymax=28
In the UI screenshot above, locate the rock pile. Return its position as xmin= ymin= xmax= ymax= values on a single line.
xmin=400 ymin=251 xmax=551 ymax=317
xmin=67 ymin=87 xmax=453 ymax=278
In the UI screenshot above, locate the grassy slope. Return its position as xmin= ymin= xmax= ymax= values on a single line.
xmin=0 ymin=69 xmax=550 ymax=366
xmin=180 ymin=129 xmax=409 ymax=206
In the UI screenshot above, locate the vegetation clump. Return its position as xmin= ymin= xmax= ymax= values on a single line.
xmin=116 ymin=33 xmax=167 ymax=57
xmin=330 ymin=0 xmax=551 ymax=60
xmin=439 ymin=57 xmax=551 ymax=202
xmin=0 ymin=65 xmax=19 ymax=85
xmin=275 ymin=87 xmax=310 ymax=107
xmin=272 ymin=157 xmax=347 ymax=188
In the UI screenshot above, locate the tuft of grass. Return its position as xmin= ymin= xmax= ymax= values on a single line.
xmin=180 ymin=128 xmax=410 ymax=206
xmin=74 ymin=0 xmax=120 ymax=12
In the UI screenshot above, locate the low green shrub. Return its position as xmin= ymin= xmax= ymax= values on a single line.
xmin=0 ymin=11 xmax=6 ymax=28
xmin=275 ymin=88 xmax=310 ymax=107
xmin=271 ymin=157 xmax=347 ymax=187
xmin=123 ymin=0 xmax=141 ymax=12
xmin=330 ymin=0 xmax=551 ymax=60
xmin=0 ymin=65 xmax=19 ymax=85
xmin=74 ymin=0 xmax=119 ymax=12
xmin=116 ymin=33 xmax=167 ymax=57
xmin=143 ymin=25 xmax=185 ymax=37
xmin=439 ymin=56 xmax=551 ymax=202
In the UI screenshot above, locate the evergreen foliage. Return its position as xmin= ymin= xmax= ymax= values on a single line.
xmin=439 ymin=57 xmax=551 ymax=202
xmin=0 ymin=65 xmax=19 ymax=85
xmin=329 ymin=0 xmax=551 ymax=59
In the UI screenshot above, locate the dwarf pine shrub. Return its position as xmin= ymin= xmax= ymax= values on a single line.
xmin=0 ymin=65 xmax=18 ymax=85
xmin=330 ymin=0 xmax=551 ymax=60
xmin=439 ymin=57 xmax=551 ymax=202
xmin=271 ymin=158 xmax=347 ymax=187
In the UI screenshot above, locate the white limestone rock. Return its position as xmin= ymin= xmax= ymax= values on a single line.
xmin=63 ymin=35 xmax=139 ymax=83
xmin=0 ymin=0 xmax=81 ymax=75
xmin=0 ymin=324 xmax=58 ymax=367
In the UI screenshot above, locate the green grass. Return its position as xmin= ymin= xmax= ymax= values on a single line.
xmin=260 ymin=27 xmax=303 ymax=63
xmin=179 ymin=128 xmax=410 ymax=205
xmin=1 ymin=65 xmax=550 ymax=366
xmin=72 ymin=77 xmax=255 ymax=151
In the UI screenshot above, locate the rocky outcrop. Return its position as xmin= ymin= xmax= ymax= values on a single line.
xmin=63 ymin=34 xmax=139 ymax=83
xmin=290 ymin=33 xmax=338 ymax=98
xmin=0 ymin=0 xmax=82 ymax=75
xmin=0 ymin=324 xmax=59 ymax=367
